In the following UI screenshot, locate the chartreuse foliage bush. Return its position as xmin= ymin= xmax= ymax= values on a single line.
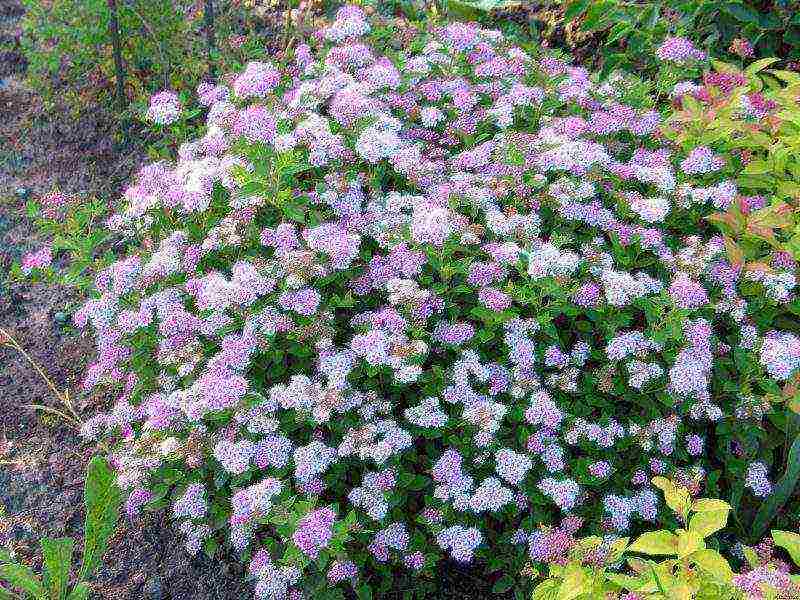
xmin=532 ymin=479 xmax=800 ymax=599
xmin=14 ymin=5 xmax=800 ymax=600
xmin=664 ymin=58 xmax=800 ymax=269
xmin=0 ymin=457 xmax=122 ymax=600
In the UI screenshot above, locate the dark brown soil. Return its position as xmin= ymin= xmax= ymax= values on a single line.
xmin=0 ymin=0 xmax=249 ymax=595
xmin=0 ymin=2 xmax=521 ymax=598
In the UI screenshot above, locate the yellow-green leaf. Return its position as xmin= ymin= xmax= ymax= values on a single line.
xmin=746 ymin=57 xmax=781 ymax=76
xmin=532 ymin=579 xmax=559 ymax=600
xmin=691 ymin=498 xmax=731 ymax=512
xmin=691 ymin=549 xmax=734 ymax=583
xmin=689 ymin=509 xmax=729 ymax=538
xmin=772 ymin=530 xmax=800 ymax=567
xmin=628 ymin=531 xmax=678 ymax=556
xmin=677 ymin=530 xmax=705 ymax=558
xmin=557 ymin=563 xmax=591 ymax=600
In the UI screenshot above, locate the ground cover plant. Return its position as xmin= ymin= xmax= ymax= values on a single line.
xmin=10 ymin=4 xmax=800 ymax=600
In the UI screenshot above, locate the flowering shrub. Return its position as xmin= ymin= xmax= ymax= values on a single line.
xmin=39 ymin=5 xmax=800 ymax=598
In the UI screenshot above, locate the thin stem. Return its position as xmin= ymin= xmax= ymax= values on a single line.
xmin=0 ymin=327 xmax=81 ymax=428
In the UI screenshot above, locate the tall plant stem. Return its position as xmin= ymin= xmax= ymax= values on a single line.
xmin=0 ymin=327 xmax=82 ymax=429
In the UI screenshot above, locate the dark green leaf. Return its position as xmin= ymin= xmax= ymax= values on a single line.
xmin=356 ymin=584 xmax=373 ymax=600
xmin=752 ymin=434 xmax=800 ymax=539
xmin=492 ymin=575 xmax=514 ymax=594
xmin=723 ymin=2 xmax=760 ymax=24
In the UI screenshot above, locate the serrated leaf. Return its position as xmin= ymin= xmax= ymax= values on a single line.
xmin=772 ymin=530 xmax=800 ymax=567
xmin=41 ymin=538 xmax=74 ymax=600
xmin=752 ymin=434 xmax=800 ymax=539
xmin=0 ymin=563 xmax=45 ymax=599
xmin=628 ymin=531 xmax=678 ymax=556
xmin=79 ymin=456 xmax=121 ymax=580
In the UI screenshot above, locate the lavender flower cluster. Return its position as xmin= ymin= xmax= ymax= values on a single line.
xmin=74 ymin=8 xmax=798 ymax=599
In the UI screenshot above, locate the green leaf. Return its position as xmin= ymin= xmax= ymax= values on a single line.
xmin=691 ymin=498 xmax=731 ymax=512
xmin=677 ymin=530 xmax=705 ymax=558
xmin=581 ymin=0 xmax=614 ymax=31
xmin=531 ymin=580 xmax=559 ymax=600
xmin=772 ymin=530 xmax=800 ymax=567
xmin=745 ymin=57 xmax=780 ymax=76
xmin=628 ymin=531 xmax=678 ymax=556
xmin=752 ymin=434 xmax=800 ymax=539
xmin=355 ymin=584 xmax=372 ymax=600
xmin=65 ymin=583 xmax=90 ymax=600
xmin=79 ymin=456 xmax=121 ymax=580
xmin=0 ymin=563 xmax=46 ymax=600
xmin=492 ymin=575 xmax=514 ymax=594
xmin=691 ymin=549 xmax=734 ymax=583
xmin=563 ymin=0 xmax=590 ymax=21
xmin=688 ymin=509 xmax=729 ymax=538
xmin=723 ymin=2 xmax=760 ymax=24
xmin=557 ymin=563 xmax=591 ymax=600
xmin=41 ymin=538 xmax=74 ymax=600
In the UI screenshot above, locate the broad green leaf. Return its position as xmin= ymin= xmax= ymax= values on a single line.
xmin=745 ymin=57 xmax=780 ymax=76
xmin=742 ymin=160 xmax=772 ymax=176
xmin=491 ymin=575 xmax=514 ymax=594
xmin=628 ymin=531 xmax=678 ymax=556
xmin=0 ymin=563 xmax=46 ymax=600
xmin=752 ymin=434 xmax=800 ymax=539
xmin=65 ymin=584 xmax=90 ymax=600
xmin=688 ymin=509 xmax=729 ymax=538
xmin=41 ymin=538 xmax=74 ymax=600
xmin=556 ymin=563 xmax=591 ymax=600
xmin=772 ymin=530 xmax=800 ymax=567
xmin=677 ymin=530 xmax=704 ymax=558
xmin=355 ymin=584 xmax=372 ymax=600
xmin=691 ymin=549 xmax=734 ymax=583
xmin=652 ymin=478 xmax=690 ymax=517
xmin=723 ymin=2 xmax=760 ymax=24
xmin=531 ymin=580 xmax=559 ymax=600
xmin=691 ymin=498 xmax=731 ymax=512
xmin=79 ymin=456 xmax=122 ymax=580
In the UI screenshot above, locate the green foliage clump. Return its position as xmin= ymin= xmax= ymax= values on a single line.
xmin=0 ymin=457 xmax=122 ymax=600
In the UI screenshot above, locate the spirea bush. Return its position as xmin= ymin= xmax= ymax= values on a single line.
xmin=54 ymin=7 xmax=800 ymax=598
